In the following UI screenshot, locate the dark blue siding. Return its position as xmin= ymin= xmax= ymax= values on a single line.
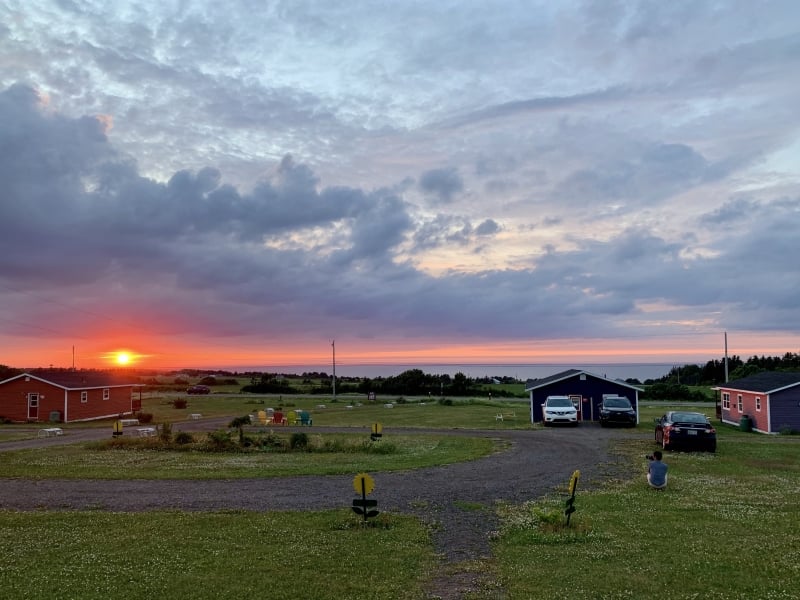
xmin=528 ymin=374 xmax=638 ymax=423
xmin=770 ymin=388 xmax=800 ymax=433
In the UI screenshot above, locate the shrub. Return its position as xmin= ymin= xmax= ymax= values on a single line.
xmin=159 ymin=422 xmax=172 ymax=443
xmin=229 ymin=415 xmax=252 ymax=429
xmin=206 ymin=430 xmax=236 ymax=451
xmin=173 ymin=399 xmax=188 ymax=409
xmin=257 ymin=432 xmax=286 ymax=450
xmin=290 ymin=432 xmax=309 ymax=450
xmin=173 ymin=377 xmax=189 ymax=385
xmin=438 ymin=397 xmax=453 ymax=406
xmin=137 ymin=412 xmax=154 ymax=424
xmin=174 ymin=431 xmax=194 ymax=445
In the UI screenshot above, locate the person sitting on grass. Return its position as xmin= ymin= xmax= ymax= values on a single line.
xmin=647 ymin=450 xmax=668 ymax=490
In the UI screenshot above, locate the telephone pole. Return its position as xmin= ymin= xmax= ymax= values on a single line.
xmin=331 ymin=340 xmax=337 ymax=402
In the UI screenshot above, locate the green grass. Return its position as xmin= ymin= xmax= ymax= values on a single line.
xmin=0 ymin=434 xmax=497 ymax=479
xmin=493 ymin=434 xmax=800 ymax=599
xmin=0 ymin=510 xmax=434 ymax=600
xmin=132 ymin=393 xmax=533 ymax=430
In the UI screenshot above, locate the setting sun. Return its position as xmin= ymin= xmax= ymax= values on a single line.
xmin=115 ymin=352 xmax=131 ymax=365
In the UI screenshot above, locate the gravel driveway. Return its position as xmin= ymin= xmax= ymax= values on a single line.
xmin=0 ymin=421 xmax=641 ymax=563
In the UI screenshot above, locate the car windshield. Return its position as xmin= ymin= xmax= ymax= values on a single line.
xmin=671 ymin=412 xmax=708 ymax=424
xmin=547 ymin=398 xmax=573 ymax=407
xmin=604 ymin=398 xmax=631 ymax=408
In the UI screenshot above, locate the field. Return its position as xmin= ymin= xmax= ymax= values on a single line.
xmin=1 ymin=398 xmax=799 ymax=599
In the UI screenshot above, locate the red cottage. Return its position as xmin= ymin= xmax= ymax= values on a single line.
xmin=715 ymin=372 xmax=800 ymax=434
xmin=0 ymin=370 xmax=143 ymax=423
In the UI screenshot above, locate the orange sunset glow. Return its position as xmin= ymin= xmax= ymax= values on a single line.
xmin=4 ymin=330 xmax=796 ymax=375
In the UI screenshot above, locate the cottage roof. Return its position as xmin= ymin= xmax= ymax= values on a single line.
xmin=716 ymin=371 xmax=800 ymax=394
xmin=0 ymin=370 xmax=142 ymax=390
xmin=525 ymin=368 xmax=642 ymax=392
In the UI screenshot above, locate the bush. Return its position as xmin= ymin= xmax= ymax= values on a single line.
xmin=159 ymin=422 xmax=172 ymax=443
xmin=137 ymin=412 xmax=154 ymax=424
xmin=174 ymin=431 xmax=194 ymax=445
xmin=173 ymin=399 xmax=188 ymax=409
xmin=229 ymin=415 xmax=252 ymax=429
xmin=257 ymin=432 xmax=286 ymax=450
xmin=173 ymin=377 xmax=189 ymax=385
xmin=290 ymin=432 xmax=309 ymax=450
xmin=206 ymin=430 xmax=236 ymax=451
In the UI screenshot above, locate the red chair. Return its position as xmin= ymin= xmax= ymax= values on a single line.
xmin=272 ymin=411 xmax=286 ymax=425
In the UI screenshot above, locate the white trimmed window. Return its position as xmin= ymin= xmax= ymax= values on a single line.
xmin=722 ymin=392 xmax=730 ymax=410
xmin=755 ymin=396 xmax=761 ymax=412
xmin=103 ymin=388 xmax=110 ymax=400
xmin=737 ymin=394 xmax=743 ymax=412
xmin=81 ymin=391 xmax=88 ymax=403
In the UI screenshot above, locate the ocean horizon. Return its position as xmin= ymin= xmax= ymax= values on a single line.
xmin=216 ymin=362 xmax=685 ymax=382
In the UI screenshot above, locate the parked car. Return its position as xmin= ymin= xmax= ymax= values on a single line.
xmin=654 ymin=411 xmax=716 ymax=452
xmin=542 ymin=395 xmax=579 ymax=426
xmin=599 ymin=395 xmax=637 ymax=427
xmin=187 ymin=385 xmax=211 ymax=395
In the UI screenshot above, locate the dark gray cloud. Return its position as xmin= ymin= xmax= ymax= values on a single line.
xmin=418 ymin=167 xmax=464 ymax=205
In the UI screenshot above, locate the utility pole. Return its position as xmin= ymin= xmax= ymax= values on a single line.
xmin=724 ymin=331 xmax=729 ymax=383
xmin=331 ymin=340 xmax=336 ymax=402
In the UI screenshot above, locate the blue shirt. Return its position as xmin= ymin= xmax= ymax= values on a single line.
xmin=649 ymin=460 xmax=668 ymax=486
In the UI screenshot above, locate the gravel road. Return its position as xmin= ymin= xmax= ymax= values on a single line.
xmin=0 ymin=420 xmax=642 ymax=564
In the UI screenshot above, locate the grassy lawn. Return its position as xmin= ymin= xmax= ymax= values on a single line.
xmin=134 ymin=393 xmax=533 ymax=430
xmin=0 ymin=433 xmax=497 ymax=479
xmin=0 ymin=510 xmax=434 ymax=600
xmin=493 ymin=426 xmax=800 ymax=599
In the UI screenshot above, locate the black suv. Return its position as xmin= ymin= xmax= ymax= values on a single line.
xmin=598 ymin=395 xmax=637 ymax=427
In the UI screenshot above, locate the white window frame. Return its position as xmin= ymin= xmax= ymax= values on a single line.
xmin=722 ymin=392 xmax=730 ymax=410
xmin=103 ymin=388 xmax=110 ymax=401
xmin=81 ymin=391 xmax=88 ymax=403
xmin=755 ymin=396 xmax=761 ymax=412
xmin=737 ymin=394 xmax=743 ymax=412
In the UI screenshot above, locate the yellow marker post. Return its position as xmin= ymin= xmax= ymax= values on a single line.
xmin=565 ymin=470 xmax=580 ymax=524
xmin=568 ymin=470 xmax=580 ymax=495
xmin=353 ymin=472 xmax=375 ymax=496
xmin=352 ymin=472 xmax=379 ymax=522
xmin=112 ymin=420 xmax=123 ymax=437
xmin=370 ymin=422 xmax=383 ymax=441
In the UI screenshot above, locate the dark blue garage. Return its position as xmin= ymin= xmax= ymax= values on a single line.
xmin=525 ymin=369 xmax=642 ymax=424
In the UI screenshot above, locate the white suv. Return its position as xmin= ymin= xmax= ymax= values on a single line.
xmin=542 ymin=395 xmax=579 ymax=426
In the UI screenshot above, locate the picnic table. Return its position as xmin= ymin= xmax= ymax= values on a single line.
xmin=38 ymin=427 xmax=63 ymax=438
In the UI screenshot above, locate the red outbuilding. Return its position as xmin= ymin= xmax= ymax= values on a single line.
xmin=715 ymin=372 xmax=800 ymax=434
xmin=0 ymin=370 xmax=143 ymax=423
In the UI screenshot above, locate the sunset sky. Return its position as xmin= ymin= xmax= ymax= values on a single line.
xmin=1 ymin=1 xmax=798 ymax=372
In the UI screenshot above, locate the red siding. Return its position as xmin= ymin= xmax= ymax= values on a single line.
xmin=0 ymin=378 xmax=65 ymax=422
xmin=720 ymin=388 xmax=767 ymax=432
xmin=66 ymin=387 xmax=134 ymax=422
xmin=0 ymin=377 xmax=135 ymax=423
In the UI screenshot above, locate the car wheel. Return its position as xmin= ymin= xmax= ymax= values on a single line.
xmin=655 ymin=430 xmax=662 ymax=444
xmin=662 ymin=436 xmax=670 ymax=451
